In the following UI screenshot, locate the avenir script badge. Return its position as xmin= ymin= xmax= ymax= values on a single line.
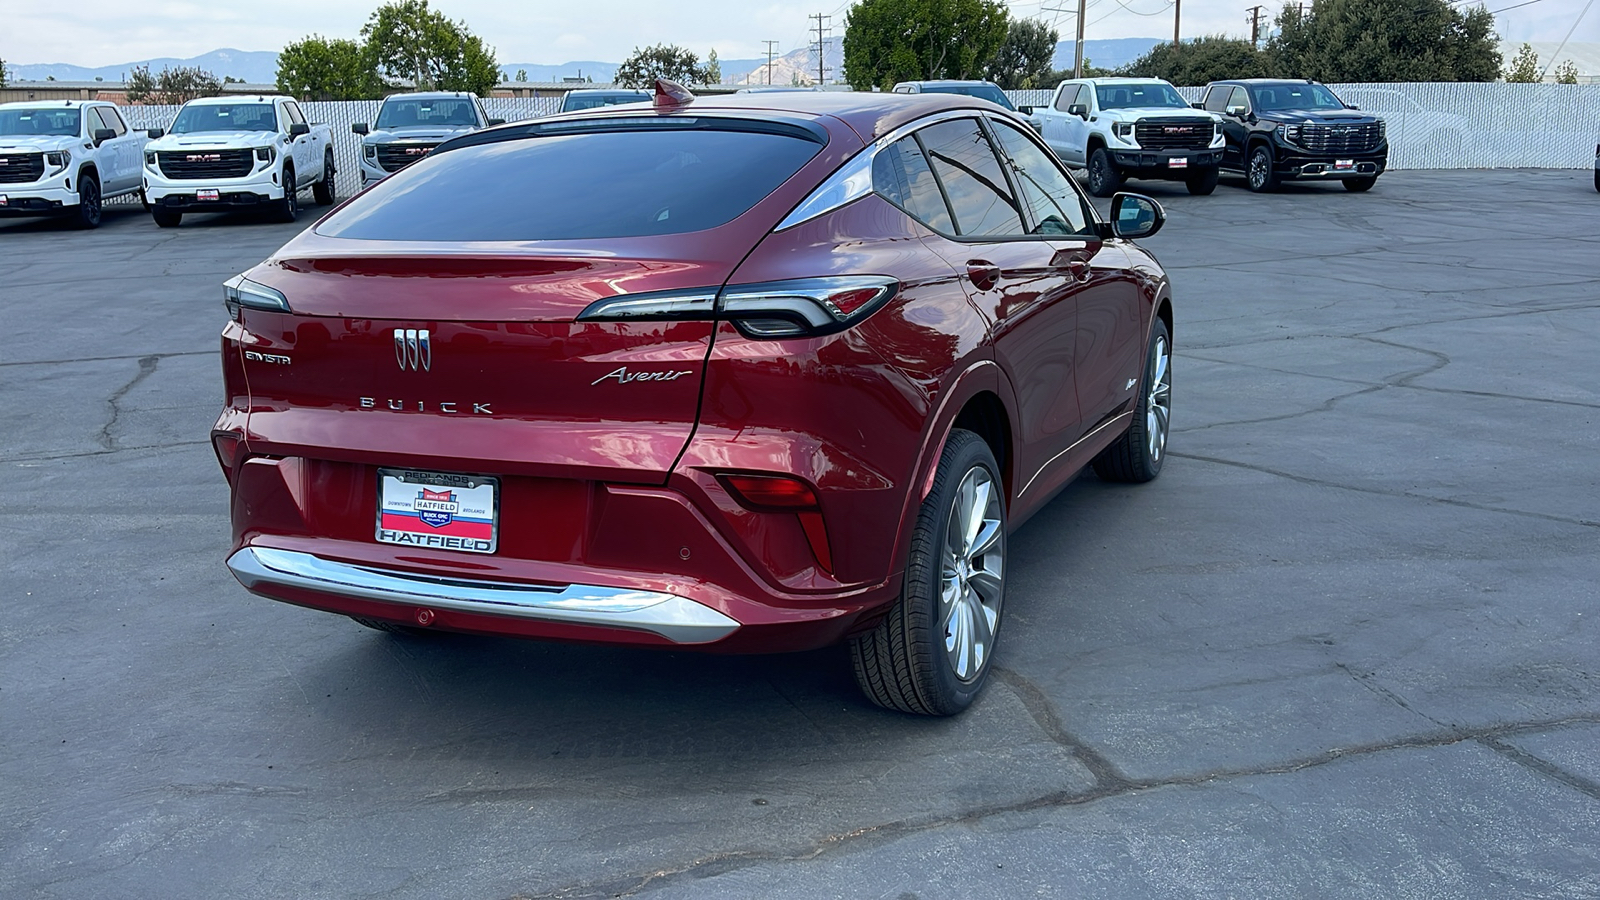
xmin=591 ymin=367 xmax=694 ymax=386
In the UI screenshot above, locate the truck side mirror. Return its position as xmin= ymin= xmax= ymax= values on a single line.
xmin=1190 ymin=101 xmax=1204 ymax=109
xmin=1227 ymin=105 xmax=1247 ymax=117
xmin=1016 ymin=105 xmax=1034 ymax=116
xmin=1067 ymin=103 xmax=1088 ymax=119
xmin=1345 ymin=103 xmax=1360 ymax=110
xmin=352 ymin=123 xmax=369 ymax=135
xmin=289 ymin=122 xmax=310 ymax=137
xmin=486 ymin=117 xmax=505 ymax=126
xmin=146 ymin=128 xmax=164 ymax=139
xmin=92 ymin=128 xmax=116 ymax=146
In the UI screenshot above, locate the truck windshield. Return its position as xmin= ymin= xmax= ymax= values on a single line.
xmin=0 ymin=108 xmax=81 ymax=136
xmin=1095 ymin=84 xmax=1188 ymax=110
xmin=917 ymin=84 xmax=1016 ymax=111
xmin=170 ymin=103 xmax=278 ymax=134
xmin=560 ymin=93 xmax=651 ymax=112
xmin=376 ymin=99 xmax=480 ymax=128
xmin=1250 ymin=84 xmax=1345 ymax=111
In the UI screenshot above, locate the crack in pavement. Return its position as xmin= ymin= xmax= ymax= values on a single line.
xmin=0 ymin=349 xmax=218 ymax=369
xmin=507 ymin=698 xmax=1600 ymax=900
xmin=97 ymin=356 xmax=161 ymax=451
xmin=3 ymin=440 xmax=210 ymax=466
xmin=1478 ymin=736 xmax=1600 ymax=803
xmin=1168 ymin=451 xmax=1600 ymax=529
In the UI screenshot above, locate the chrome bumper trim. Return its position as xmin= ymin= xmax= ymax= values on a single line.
xmin=227 ymin=547 xmax=740 ymax=644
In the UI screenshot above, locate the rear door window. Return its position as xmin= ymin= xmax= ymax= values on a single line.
xmin=318 ymin=122 xmax=825 ymax=241
xmin=872 ymin=136 xmax=954 ymax=233
xmin=988 ymin=121 xmax=1092 ymax=237
xmin=915 ymin=118 xmax=1023 ymax=238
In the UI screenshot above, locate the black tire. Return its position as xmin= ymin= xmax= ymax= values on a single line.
xmin=71 ymin=173 xmax=102 ymax=229
xmin=1246 ymin=145 xmax=1279 ymax=193
xmin=1342 ymin=176 xmax=1377 ymax=193
xmin=350 ymin=616 xmax=431 ymax=636
xmin=1591 ymin=169 xmax=1597 ymax=193
xmin=1093 ymin=318 xmax=1172 ymax=484
xmin=1087 ymin=147 xmax=1123 ymax=198
xmin=151 ymin=207 xmax=182 ymax=228
xmin=1185 ymin=166 xmax=1219 ymax=196
xmin=313 ymin=151 xmax=336 ymax=205
xmin=271 ymin=165 xmax=298 ymax=222
xmin=851 ymin=429 xmax=1006 ymax=716
xmin=139 ymin=189 xmax=151 ymax=212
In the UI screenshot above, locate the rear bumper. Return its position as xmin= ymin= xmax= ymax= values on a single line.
xmin=229 ymin=546 xmax=741 ymax=644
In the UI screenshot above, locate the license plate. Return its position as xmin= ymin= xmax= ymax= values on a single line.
xmin=1334 ymin=159 xmax=1354 ymax=171
xmin=377 ymin=469 xmax=499 ymax=554
xmin=1168 ymin=157 xmax=1188 ymax=168
xmin=196 ymin=188 xmax=220 ymax=201
xmin=0 ymin=194 xmax=7 ymax=206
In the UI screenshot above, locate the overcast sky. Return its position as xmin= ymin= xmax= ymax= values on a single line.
xmin=8 ymin=0 xmax=1598 ymax=68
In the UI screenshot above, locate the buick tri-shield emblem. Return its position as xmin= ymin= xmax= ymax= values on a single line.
xmin=394 ymin=328 xmax=431 ymax=371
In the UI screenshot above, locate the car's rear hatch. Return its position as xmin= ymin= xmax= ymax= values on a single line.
xmin=234 ymin=113 xmax=854 ymax=484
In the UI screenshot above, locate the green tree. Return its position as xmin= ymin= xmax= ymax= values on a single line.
xmin=614 ymin=44 xmax=711 ymax=87
xmin=277 ymin=35 xmax=383 ymax=100
xmin=0 ymin=57 xmax=10 ymax=90
xmin=986 ymin=18 xmax=1058 ymax=89
xmin=126 ymin=64 xmax=224 ymax=104
xmin=1503 ymin=43 xmax=1540 ymax=82
xmin=1269 ymin=0 xmax=1499 ymax=82
xmin=842 ymin=0 xmax=1010 ymax=90
xmin=1553 ymin=59 xmax=1578 ymax=84
xmin=705 ymin=49 xmax=722 ymax=84
xmin=1119 ymin=35 xmax=1269 ymax=85
xmin=361 ymin=0 xmax=500 ymax=95
xmin=515 ymin=68 xmax=528 ymax=82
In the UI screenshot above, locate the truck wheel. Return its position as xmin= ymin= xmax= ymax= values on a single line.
xmin=1247 ymin=146 xmax=1279 ymax=193
xmin=313 ymin=151 xmax=336 ymax=205
xmin=71 ymin=173 xmax=102 ymax=229
xmin=850 ymin=429 xmax=1006 ymax=716
xmin=1341 ymin=176 xmax=1377 ymax=193
xmin=1185 ymin=166 xmax=1219 ymax=196
xmin=1087 ymin=148 xmax=1123 ymax=198
xmin=271 ymin=165 xmax=298 ymax=223
xmin=151 ymin=207 xmax=182 ymax=228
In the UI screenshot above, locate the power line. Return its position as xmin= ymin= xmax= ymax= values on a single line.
xmin=1538 ymin=0 xmax=1594 ymax=78
xmin=1486 ymin=0 xmax=1551 ymax=12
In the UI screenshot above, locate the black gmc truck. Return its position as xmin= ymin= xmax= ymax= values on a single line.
xmin=1199 ymin=79 xmax=1388 ymax=193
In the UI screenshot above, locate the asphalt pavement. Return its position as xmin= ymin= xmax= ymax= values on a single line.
xmin=2 ymin=170 xmax=1597 ymax=899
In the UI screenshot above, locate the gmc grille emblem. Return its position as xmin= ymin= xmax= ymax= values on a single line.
xmin=1163 ymin=126 xmax=1192 ymax=134
xmin=404 ymin=147 xmax=432 ymax=156
xmin=395 ymin=328 xmax=432 ymax=372
xmin=186 ymin=153 xmax=222 ymax=161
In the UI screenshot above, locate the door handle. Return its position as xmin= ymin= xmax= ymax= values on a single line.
xmin=966 ymin=260 xmax=1000 ymax=291
xmin=1048 ymin=249 xmax=1094 ymax=283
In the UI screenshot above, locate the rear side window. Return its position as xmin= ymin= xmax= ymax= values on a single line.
xmin=989 ymin=122 xmax=1092 ymax=237
xmin=915 ymin=118 xmax=1023 ymax=238
xmin=872 ymin=136 xmax=954 ymax=233
xmin=319 ymin=126 xmax=824 ymax=241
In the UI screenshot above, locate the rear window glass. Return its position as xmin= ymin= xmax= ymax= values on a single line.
xmin=319 ymin=126 xmax=822 ymax=241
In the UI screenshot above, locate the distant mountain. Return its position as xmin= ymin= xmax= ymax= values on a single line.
xmin=12 ymin=49 xmax=280 ymax=84
xmin=1055 ymin=38 xmax=1166 ymax=72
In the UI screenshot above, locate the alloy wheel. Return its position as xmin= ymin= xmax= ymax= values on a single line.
xmin=1146 ymin=333 xmax=1171 ymax=463
xmin=1249 ymin=153 xmax=1267 ymax=189
xmin=940 ymin=465 xmax=1004 ymax=682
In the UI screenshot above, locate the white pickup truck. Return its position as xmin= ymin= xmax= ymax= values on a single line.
xmin=351 ymin=91 xmax=501 ymax=189
xmin=1027 ymin=77 xmax=1226 ymax=197
xmin=0 ymin=100 xmax=149 ymax=228
xmin=143 ymin=94 xmax=334 ymax=227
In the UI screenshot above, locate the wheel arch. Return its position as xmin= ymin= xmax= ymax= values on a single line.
xmin=76 ymin=162 xmax=99 ymax=185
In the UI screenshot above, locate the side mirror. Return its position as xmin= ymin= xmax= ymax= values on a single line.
xmin=146 ymin=128 xmax=164 ymax=139
xmin=1227 ymin=105 xmax=1247 ymax=117
xmin=1016 ymin=105 xmax=1034 ymax=116
xmin=1345 ymin=103 xmax=1360 ymax=110
xmin=352 ymin=123 xmax=369 ymax=135
xmin=1190 ymin=101 xmax=1204 ymax=109
xmin=1110 ymin=193 xmax=1164 ymax=240
xmin=1067 ymin=103 xmax=1088 ymax=119
xmin=289 ymin=122 xmax=310 ymax=137
xmin=92 ymin=128 xmax=116 ymax=146
xmin=485 ymin=117 xmax=505 ymax=126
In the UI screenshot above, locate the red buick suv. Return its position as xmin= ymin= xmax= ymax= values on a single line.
xmin=215 ymin=83 xmax=1174 ymax=715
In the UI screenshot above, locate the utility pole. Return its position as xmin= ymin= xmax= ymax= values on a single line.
xmin=1041 ymin=4 xmax=1085 ymax=76
xmin=810 ymin=13 xmax=831 ymax=85
xmin=1248 ymin=5 xmax=1266 ymax=46
xmin=1174 ymin=0 xmax=1181 ymax=46
xmin=763 ymin=40 xmax=779 ymax=85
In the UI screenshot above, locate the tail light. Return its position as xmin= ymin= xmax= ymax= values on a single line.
xmin=222 ymin=273 xmax=291 ymax=320
xmin=212 ymin=432 xmax=243 ymax=482
xmin=719 ymin=473 xmax=834 ymax=573
xmin=576 ymin=276 xmax=897 ymax=339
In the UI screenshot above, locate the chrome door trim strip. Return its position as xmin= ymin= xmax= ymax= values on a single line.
xmin=1017 ymin=411 xmax=1135 ymax=498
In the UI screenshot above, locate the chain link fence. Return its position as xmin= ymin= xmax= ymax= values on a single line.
xmin=1007 ymin=83 xmax=1600 ymax=170
xmin=109 ymin=83 xmax=1596 ymax=207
